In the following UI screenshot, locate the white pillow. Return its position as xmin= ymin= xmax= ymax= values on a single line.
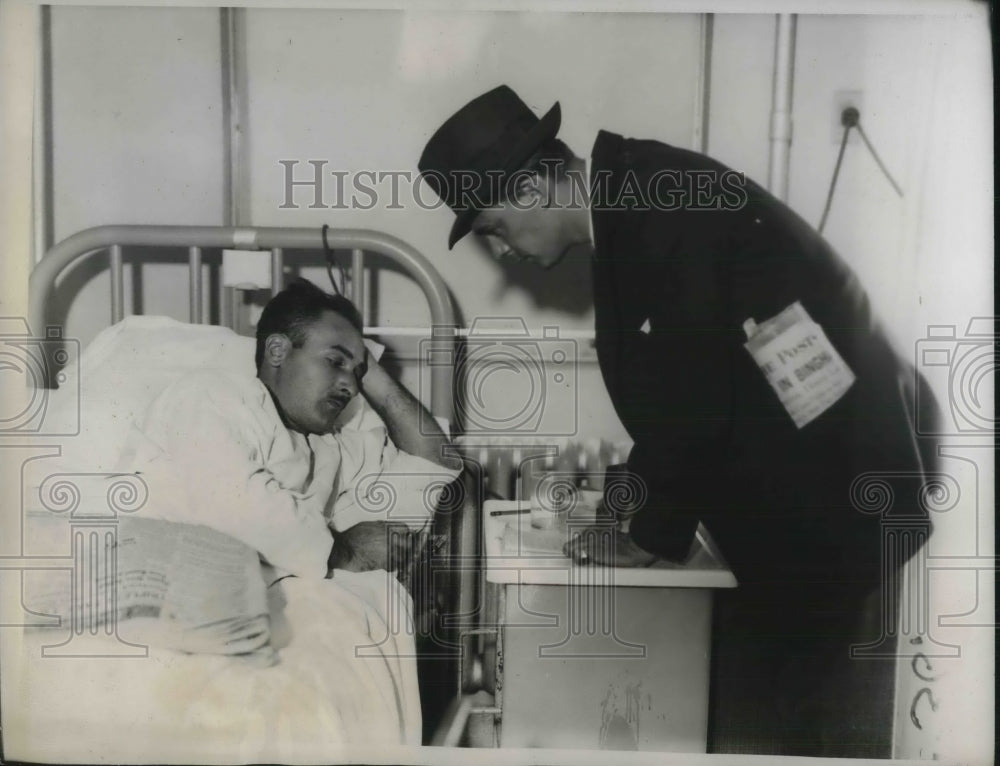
xmin=35 ymin=316 xmax=384 ymax=477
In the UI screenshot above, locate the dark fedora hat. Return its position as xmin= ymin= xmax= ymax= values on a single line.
xmin=418 ymin=85 xmax=561 ymax=249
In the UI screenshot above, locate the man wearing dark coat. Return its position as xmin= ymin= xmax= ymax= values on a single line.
xmin=417 ymin=85 xmax=938 ymax=757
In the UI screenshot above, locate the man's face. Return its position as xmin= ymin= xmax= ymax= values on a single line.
xmin=271 ymin=310 xmax=367 ymax=435
xmin=471 ymin=202 xmax=570 ymax=270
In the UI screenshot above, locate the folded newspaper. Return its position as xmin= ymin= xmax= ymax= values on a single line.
xmin=29 ymin=515 xmax=274 ymax=661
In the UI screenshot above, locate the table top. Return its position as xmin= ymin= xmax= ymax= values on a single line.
xmin=483 ymin=496 xmax=737 ymax=589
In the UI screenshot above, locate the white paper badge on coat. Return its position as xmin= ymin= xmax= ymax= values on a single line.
xmin=742 ymin=301 xmax=855 ymax=428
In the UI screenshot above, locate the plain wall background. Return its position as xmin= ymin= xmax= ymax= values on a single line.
xmin=48 ymin=6 xmax=226 ymax=344
xmin=242 ymin=10 xmax=701 ymax=330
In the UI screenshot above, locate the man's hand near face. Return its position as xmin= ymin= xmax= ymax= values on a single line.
xmin=358 ymin=351 xmax=462 ymax=472
xmin=327 ymin=521 xmax=418 ymax=575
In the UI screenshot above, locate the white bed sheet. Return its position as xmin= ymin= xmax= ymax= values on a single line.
xmin=6 ymin=570 xmax=422 ymax=762
xmin=6 ymin=316 xmax=439 ymax=760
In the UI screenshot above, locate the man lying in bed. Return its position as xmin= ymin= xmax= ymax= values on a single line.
xmin=119 ymin=278 xmax=461 ymax=581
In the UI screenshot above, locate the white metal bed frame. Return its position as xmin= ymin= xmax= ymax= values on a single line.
xmin=28 ymin=224 xmax=485 ymax=743
xmin=28 ymin=224 xmax=456 ymax=420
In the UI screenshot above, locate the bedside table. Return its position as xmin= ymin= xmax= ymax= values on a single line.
xmin=478 ymin=496 xmax=736 ymax=752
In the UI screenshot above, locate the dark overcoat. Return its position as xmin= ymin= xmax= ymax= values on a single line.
xmin=589 ymin=129 xmax=937 ymax=590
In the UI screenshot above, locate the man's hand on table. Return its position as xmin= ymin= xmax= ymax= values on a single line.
xmin=562 ymin=526 xmax=658 ymax=568
xmin=327 ymin=521 xmax=417 ymax=575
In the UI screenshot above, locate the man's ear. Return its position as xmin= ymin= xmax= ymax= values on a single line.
xmin=509 ymin=170 xmax=545 ymax=209
xmin=263 ymin=333 xmax=293 ymax=367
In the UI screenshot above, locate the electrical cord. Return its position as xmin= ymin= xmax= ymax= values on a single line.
xmin=856 ymin=122 xmax=905 ymax=198
xmin=818 ymin=117 xmax=853 ymax=234
xmin=818 ymin=107 xmax=903 ymax=234
xmin=321 ymin=224 xmax=346 ymax=296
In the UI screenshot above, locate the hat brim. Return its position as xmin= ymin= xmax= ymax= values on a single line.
xmin=447 ymin=101 xmax=562 ymax=250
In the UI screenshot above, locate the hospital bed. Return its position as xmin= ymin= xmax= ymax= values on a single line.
xmin=8 ymin=225 xmax=483 ymax=761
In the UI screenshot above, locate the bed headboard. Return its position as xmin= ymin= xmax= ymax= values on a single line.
xmin=28 ymin=225 xmax=456 ymax=422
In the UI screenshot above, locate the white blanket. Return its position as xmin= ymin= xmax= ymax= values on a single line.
xmin=9 ymin=316 xmax=442 ymax=760
xmin=7 ymin=571 xmax=422 ymax=762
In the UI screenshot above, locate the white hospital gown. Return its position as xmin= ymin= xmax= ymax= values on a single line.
xmin=119 ymin=369 xmax=457 ymax=579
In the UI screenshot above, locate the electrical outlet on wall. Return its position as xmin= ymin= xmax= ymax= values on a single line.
xmin=832 ymin=90 xmax=863 ymax=144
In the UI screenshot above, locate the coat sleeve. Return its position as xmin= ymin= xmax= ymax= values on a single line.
xmin=616 ymin=212 xmax=739 ymax=560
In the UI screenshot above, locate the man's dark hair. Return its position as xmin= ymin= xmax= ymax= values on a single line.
xmin=525 ymin=138 xmax=575 ymax=173
xmin=255 ymin=278 xmax=363 ymax=369
xmin=503 ymin=138 xmax=581 ymax=202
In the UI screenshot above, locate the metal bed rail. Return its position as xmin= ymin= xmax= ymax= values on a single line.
xmin=28 ymin=225 xmax=455 ymax=421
